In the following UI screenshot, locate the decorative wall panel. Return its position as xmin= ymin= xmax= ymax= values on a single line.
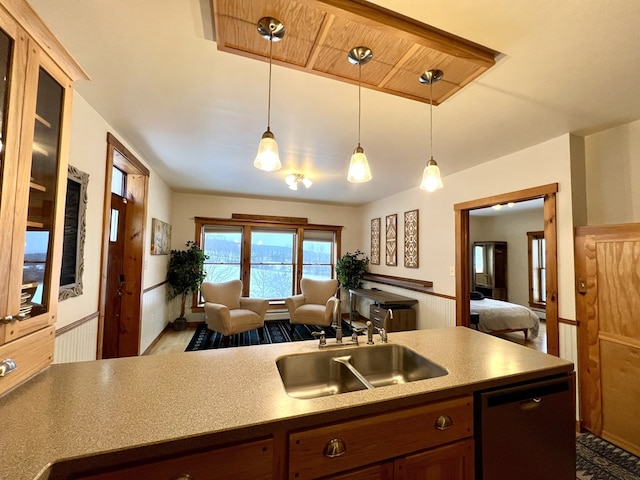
xmin=404 ymin=209 xmax=419 ymax=268
xmin=386 ymin=214 xmax=397 ymax=266
xmin=371 ymin=217 xmax=381 ymax=265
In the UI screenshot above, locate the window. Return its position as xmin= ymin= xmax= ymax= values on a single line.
xmin=111 ymin=164 xmax=126 ymax=195
xmin=527 ymin=231 xmax=546 ymax=308
xmin=196 ymin=216 xmax=341 ymax=304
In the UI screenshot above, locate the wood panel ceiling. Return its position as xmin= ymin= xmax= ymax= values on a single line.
xmin=212 ymin=0 xmax=499 ymax=105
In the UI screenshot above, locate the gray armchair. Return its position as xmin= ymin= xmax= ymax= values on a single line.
xmin=200 ymin=280 xmax=268 ymax=346
xmin=285 ymin=278 xmax=340 ymax=334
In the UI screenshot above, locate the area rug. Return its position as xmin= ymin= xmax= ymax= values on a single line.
xmin=185 ymin=320 xmax=353 ymax=351
xmin=576 ymin=433 xmax=640 ymax=479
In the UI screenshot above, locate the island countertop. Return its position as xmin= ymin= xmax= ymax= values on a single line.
xmin=0 ymin=327 xmax=573 ymax=480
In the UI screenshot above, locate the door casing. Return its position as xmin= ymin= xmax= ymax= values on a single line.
xmin=454 ymin=183 xmax=560 ymax=356
xmin=97 ymin=133 xmax=149 ymax=358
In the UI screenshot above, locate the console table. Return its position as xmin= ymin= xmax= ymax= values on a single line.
xmin=348 ymin=289 xmax=418 ymax=332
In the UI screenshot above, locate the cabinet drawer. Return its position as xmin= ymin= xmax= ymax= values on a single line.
xmin=79 ymin=438 xmax=273 ymax=480
xmin=0 ymin=326 xmax=54 ymax=396
xmin=289 ymin=396 xmax=473 ymax=479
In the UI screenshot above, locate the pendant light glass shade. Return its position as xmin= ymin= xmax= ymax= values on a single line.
xmin=420 ymin=157 xmax=443 ymax=192
xmin=347 ymin=145 xmax=372 ymax=183
xmin=254 ymin=129 xmax=280 ymax=171
xmin=254 ymin=17 xmax=285 ymax=172
xmin=347 ymin=46 xmax=373 ymax=183
xmin=285 ymin=173 xmax=312 ymax=190
xmin=418 ymin=69 xmax=444 ymax=192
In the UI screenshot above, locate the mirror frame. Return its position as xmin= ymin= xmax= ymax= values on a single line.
xmin=59 ymin=165 xmax=89 ymax=300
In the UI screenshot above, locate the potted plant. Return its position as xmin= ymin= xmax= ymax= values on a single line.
xmin=167 ymin=241 xmax=208 ymax=331
xmin=336 ymin=250 xmax=370 ymax=320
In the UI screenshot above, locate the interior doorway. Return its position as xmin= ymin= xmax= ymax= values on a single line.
xmin=97 ymin=133 xmax=149 ymax=358
xmin=454 ymin=183 xmax=560 ymax=356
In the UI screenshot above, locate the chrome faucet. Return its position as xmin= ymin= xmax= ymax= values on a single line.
xmin=377 ymin=327 xmax=388 ymax=343
xmin=333 ymin=298 xmax=342 ymax=344
xmin=366 ymin=321 xmax=374 ymax=345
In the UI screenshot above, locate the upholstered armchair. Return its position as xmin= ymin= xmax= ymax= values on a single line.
xmin=285 ymin=278 xmax=340 ymax=333
xmin=200 ymin=280 xmax=268 ymax=346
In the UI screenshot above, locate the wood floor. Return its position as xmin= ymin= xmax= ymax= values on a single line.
xmin=144 ymin=321 xmax=548 ymax=356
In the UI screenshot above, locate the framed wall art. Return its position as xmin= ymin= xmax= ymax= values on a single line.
xmin=370 ymin=217 xmax=381 ymax=265
xmin=404 ymin=209 xmax=419 ymax=268
xmin=59 ymin=165 xmax=89 ymax=300
xmin=385 ymin=213 xmax=397 ymax=266
xmin=151 ymin=218 xmax=172 ymax=255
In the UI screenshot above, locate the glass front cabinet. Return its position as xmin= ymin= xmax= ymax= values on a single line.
xmin=0 ymin=3 xmax=86 ymax=395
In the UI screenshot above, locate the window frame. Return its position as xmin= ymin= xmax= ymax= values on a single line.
xmin=194 ymin=216 xmax=342 ymax=310
xmin=527 ymin=230 xmax=546 ymax=309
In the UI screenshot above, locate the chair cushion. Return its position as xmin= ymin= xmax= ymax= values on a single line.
xmin=292 ymin=304 xmax=331 ymax=326
xmin=301 ymin=278 xmax=338 ymax=305
xmin=201 ymin=280 xmax=242 ymax=310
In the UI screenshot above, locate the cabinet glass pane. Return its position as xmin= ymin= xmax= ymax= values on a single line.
xmin=0 ymin=28 xmax=12 ymax=199
xmin=22 ymin=68 xmax=64 ymax=317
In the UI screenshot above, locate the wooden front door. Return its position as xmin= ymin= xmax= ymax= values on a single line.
xmin=102 ymin=193 xmax=129 ymax=359
xmin=575 ymin=223 xmax=640 ymax=456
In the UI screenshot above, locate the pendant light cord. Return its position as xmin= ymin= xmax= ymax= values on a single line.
xmin=429 ymin=80 xmax=433 ymax=159
xmin=267 ymin=32 xmax=273 ymax=129
xmin=357 ymin=62 xmax=362 ymax=146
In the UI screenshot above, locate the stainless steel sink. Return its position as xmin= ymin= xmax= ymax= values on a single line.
xmin=276 ymin=344 xmax=447 ymax=399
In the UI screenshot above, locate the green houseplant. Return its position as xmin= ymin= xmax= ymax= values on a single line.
xmin=336 ymin=249 xmax=370 ymax=290
xmin=167 ymin=241 xmax=208 ymax=331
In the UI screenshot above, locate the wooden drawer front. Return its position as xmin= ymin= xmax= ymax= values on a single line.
xmin=79 ymin=438 xmax=273 ymax=480
xmin=0 ymin=326 xmax=54 ymax=396
xmin=289 ymin=396 xmax=473 ymax=479
xmin=368 ymin=306 xmax=416 ymax=332
xmin=396 ymin=438 xmax=474 ymax=480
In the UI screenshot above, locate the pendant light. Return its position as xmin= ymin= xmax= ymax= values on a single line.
xmin=347 ymin=46 xmax=373 ymax=183
xmin=419 ymin=69 xmax=444 ymax=192
xmin=254 ymin=17 xmax=285 ymax=172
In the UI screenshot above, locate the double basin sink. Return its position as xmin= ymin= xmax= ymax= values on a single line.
xmin=276 ymin=343 xmax=447 ymax=399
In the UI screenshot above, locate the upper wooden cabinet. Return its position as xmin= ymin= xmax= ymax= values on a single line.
xmin=0 ymin=0 xmax=87 ymax=396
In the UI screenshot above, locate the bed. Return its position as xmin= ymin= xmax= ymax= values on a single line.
xmin=470 ymin=297 xmax=540 ymax=339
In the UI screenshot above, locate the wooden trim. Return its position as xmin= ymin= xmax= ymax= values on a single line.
xmin=575 ymin=222 xmax=640 ymax=238
xmin=195 ymin=216 xmax=341 ymax=230
xmin=231 ymin=213 xmax=308 ymax=224
xmin=454 ymin=183 xmax=558 ymax=211
xmin=455 ymin=185 xmax=560 ymax=356
xmin=107 ymin=132 xmax=150 ymax=176
xmin=559 ymin=317 xmax=578 ymax=326
xmin=143 ymin=280 xmax=168 ymax=294
xmin=55 ymin=311 xmax=99 ymax=337
xmin=362 ymin=273 xmax=433 ymax=292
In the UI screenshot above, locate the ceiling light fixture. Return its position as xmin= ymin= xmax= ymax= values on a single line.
xmin=254 ymin=17 xmax=285 ymax=172
xmin=419 ymin=69 xmax=444 ymax=192
xmin=285 ymin=173 xmax=312 ymax=190
xmin=347 ymin=46 xmax=373 ymax=183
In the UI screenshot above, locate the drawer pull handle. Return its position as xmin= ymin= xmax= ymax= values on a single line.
xmin=0 ymin=359 xmax=17 ymax=377
xmin=435 ymin=414 xmax=453 ymax=430
xmin=520 ymin=397 xmax=542 ymax=411
xmin=170 ymin=475 xmax=194 ymax=480
xmin=324 ymin=438 xmax=346 ymax=458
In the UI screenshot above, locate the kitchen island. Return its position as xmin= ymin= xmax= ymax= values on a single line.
xmin=0 ymin=327 xmax=574 ymax=479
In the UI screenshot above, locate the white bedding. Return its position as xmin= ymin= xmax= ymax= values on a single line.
xmin=471 ymin=298 xmax=540 ymax=339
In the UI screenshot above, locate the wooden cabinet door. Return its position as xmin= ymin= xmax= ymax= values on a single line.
xmin=325 ymin=462 xmax=394 ymax=480
xmin=575 ymin=223 xmax=640 ymax=456
xmin=0 ymin=6 xmax=27 ymax=332
xmin=395 ymin=439 xmax=474 ymax=480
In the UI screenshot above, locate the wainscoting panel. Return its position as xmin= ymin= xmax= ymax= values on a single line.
xmin=54 ymin=316 xmax=98 ymax=364
xmin=418 ymin=294 xmax=456 ymax=330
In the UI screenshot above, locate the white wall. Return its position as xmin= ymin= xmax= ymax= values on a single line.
xmin=55 ymin=94 xmax=173 ymax=361
xmin=470 ymin=209 xmax=544 ymax=307
xmin=585 ymin=119 xmax=640 ymax=225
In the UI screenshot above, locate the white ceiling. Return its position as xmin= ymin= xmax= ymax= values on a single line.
xmin=29 ymin=0 xmax=640 ymax=206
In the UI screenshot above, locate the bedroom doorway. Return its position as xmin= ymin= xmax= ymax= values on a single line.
xmin=454 ymin=183 xmax=560 ymax=356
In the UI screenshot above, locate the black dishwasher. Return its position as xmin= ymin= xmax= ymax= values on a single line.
xmin=475 ymin=375 xmax=575 ymax=480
